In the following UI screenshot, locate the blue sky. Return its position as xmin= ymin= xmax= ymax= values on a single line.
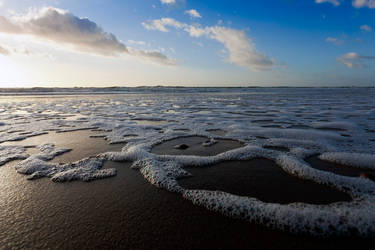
xmin=0 ymin=0 xmax=374 ymax=87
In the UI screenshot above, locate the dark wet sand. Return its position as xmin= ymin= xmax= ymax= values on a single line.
xmin=179 ymin=159 xmax=351 ymax=204
xmin=151 ymin=136 xmax=244 ymax=156
xmin=1 ymin=132 xmax=374 ymax=249
xmin=263 ymin=145 xmax=290 ymax=152
xmin=306 ymin=156 xmax=375 ymax=180
xmin=2 ymin=130 xmax=125 ymax=163
xmin=2 ymin=161 xmax=374 ymax=249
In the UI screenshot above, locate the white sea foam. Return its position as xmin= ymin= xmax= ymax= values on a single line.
xmin=1 ymin=88 xmax=375 ymax=236
xmin=134 ymin=158 xmax=189 ymax=193
xmin=13 ymin=144 xmax=115 ymax=182
xmin=183 ymin=190 xmax=375 ymax=236
xmin=319 ymin=152 xmax=375 ymax=170
xmin=51 ymin=158 xmax=114 ymax=182
xmin=0 ymin=145 xmax=29 ymax=166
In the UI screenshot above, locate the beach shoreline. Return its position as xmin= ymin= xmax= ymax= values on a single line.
xmin=1 ymin=89 xmax=375 ymax=248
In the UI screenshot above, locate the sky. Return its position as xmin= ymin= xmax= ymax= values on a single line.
xmin=0 ymin=0 xmax=374 ymax=87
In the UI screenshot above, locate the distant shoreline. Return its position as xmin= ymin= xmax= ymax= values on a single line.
xmin=0 ymin=85 xmax=374 ymax=96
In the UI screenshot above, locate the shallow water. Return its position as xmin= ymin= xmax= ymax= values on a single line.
xmin=133 ymin=119 xmax=170 ymax=126
xmin=151 ymin=136 xmax=244 ymax=156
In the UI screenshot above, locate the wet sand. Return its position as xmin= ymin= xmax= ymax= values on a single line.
xmin=3 ymin=160 xmax=374 ymax=249
xmin=263 ymin=145 xmax=290 ymax=152
xmin=179 ymin=159 xmax=351 ymax=204
xmin=306 ymin=156 xmax=375 ymax=181
xmin=151 ymin=136 xmax=244 ymax=156
xmin=2 ymin=130 xmax=125 ymax=163
xmin=0 ymin=132 xmax=374 ymax=249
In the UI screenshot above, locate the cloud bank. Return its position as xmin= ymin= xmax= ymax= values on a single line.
xmin=160 ymin=0 xmax=176 ymax=4
xmin=0 ymin=7 xmax=175 ymax=65
xmin=353 ymin=0 xmax=375 ymax=8
xmin=338 ymin=52 xmax=375 ymax=68
xmin=316 ymin=0 xmax=375 ymax=8
xmin=315 ymin=0 xmax=341 ymax=6
xmin=142 ymin=18 xmax=276 ymax=71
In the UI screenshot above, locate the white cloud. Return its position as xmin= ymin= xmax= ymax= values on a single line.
xmin=128 ymin=47 xmax=176 ymax=66
xmin=352 ymin=0 xmax=375 ymax=8
xmin=142 ymin=20 xmax=168 ymax=32
xmin=160 ymin=0 xmax=186 ymax=8
xmin=183 ymin=24 xmax=207 ymax=37
xmin=315 ymin=0 xmax=341 ymax=6
xmin=142 ymin=18 xmax=185 ymax=32
xmin=338 ymin=52 xmax=375 ymax=68
xmin=318 ymin=0 xmax=375 ymax=8
xmin=128 ymin=40 xmax=147 ymax=46
xmin=142 ymin=18 xmax=276 ymax=71
xmin=185 ymin=9 xmax=202 ymax=18
xmin=360 ymin=24 xmax=372 ymax=32
xmin=1 ymin=7 xmax=127 ymax=55
xmin=204 ymin=26 xmax=276 ymax=71
xmin=0 ymin=7 xmax=175 ymax=65
xmin=325 ymin=37 xmax=344 ymax=45
xmin=0 ymin=45 xmax=9 ymax=55
xmin=160 ymin=0 xmax=176 ymax=4
xmin=0 ymin=1 xmax=3 ymax=8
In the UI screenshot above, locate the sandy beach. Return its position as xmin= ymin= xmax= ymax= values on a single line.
xmin=0 ymin=129 xmax=374 ymax=249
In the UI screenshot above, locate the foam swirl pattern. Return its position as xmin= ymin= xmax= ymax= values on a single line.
xmin=0 ymin=88 xmax=374 ymax=236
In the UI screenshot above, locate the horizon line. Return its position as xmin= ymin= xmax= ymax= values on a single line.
xmin=1 ymin=85 xmax=375 ymax=90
